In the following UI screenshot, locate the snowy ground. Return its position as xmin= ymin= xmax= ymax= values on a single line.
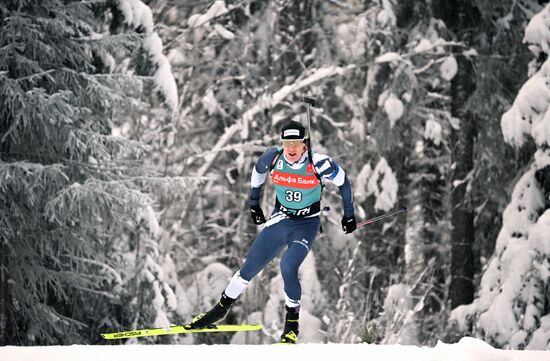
xmin=1 ymin=338 xmax=550 ymax=361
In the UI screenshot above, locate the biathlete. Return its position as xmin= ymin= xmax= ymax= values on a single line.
xmin=189 ymin=120 xmax=356 ymax=343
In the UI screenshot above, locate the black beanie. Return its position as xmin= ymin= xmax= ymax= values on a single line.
xmin=280 ymin=120 xmax=306 ymax=140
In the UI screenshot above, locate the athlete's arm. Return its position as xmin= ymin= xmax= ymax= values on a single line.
xmin=312 ymin=153 xmax=354 ymax=217
xmin=249 ymin=147 xmax=280 ymax=206
xmin=338 ymin=176 xmax=354 ymax=218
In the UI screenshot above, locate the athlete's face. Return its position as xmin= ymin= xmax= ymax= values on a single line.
xmin=282 ymin=140 xmax=306 ymax=163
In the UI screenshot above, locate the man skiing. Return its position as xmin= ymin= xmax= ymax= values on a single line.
xmin=189 ymin=120 xmax=356 ymax=344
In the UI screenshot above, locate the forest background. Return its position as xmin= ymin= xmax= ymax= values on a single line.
xmin=1 ymin=0 xmax=550 ymax=350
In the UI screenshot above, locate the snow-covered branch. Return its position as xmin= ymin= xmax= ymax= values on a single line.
xmin=187 ymin=1 xmax=229 ymax=28
xmin=523 ymin=2 xmax=550 ymax=53
xmin=116 ymin=0 xmax=178 ymax=111
xmin=143 ymin=33 xmax=178 ymax=111
xmin=197 ymin=65 xmax=355 ymax=176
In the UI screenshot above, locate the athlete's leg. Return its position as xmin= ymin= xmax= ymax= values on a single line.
xmin=279 ymin=217 xmax=320 ymax=308
xmin=235 ymin=213 xmax=288 ymax=286
xmin=190 ymin=215 xmax=289 ymax=328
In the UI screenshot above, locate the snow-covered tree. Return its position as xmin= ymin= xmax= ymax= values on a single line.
xmin=434 ymin=0 xmax=534 ymax=315
xmin=450 ymin=2 xmax=550 ymax=350
xmin=436 ymin=0 xmax=479 ymax=312
xmin=157 ymin=0 xmax=454 ymax=345
xmin=142 ymin=0 xmax=361 ymax=344
xmin=374 ymin=0 xmax=538 ymax=346
xmin=358 ymin=1 xmax=455 ymax=345
xmin=56 ymin=0 xmax=545 ymax=347
xmin=0 ymin=0 xmax=197 ymax=345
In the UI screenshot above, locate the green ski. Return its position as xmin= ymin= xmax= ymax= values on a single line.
xmin=101 ymin=324 xmax=263 ymax=340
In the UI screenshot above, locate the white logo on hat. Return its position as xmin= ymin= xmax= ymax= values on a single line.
xmin=283 ymin=129 xmax=300 ymax=137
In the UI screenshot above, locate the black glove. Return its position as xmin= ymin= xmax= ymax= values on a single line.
xmin=341 ymin=215 xmax=357 ymax=234
xmin=250 ymin=205 xmax=266 ymax=225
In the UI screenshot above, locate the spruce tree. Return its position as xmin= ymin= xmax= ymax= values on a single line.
xmin=449 ymin=2 xmax=550 ymax=350
xmin=0 ymin=0 xmax=189 ymax=345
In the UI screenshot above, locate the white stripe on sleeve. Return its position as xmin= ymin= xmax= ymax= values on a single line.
xmin=331 ymin=167 xmax=346 ymax=186
xmin=251 ymin=167 xmax=267 ymax=188
xmin=312 ymin=153 xmax=331 ymax=174
xmin=317 ymin=160 xmax=331 ymax=173
xmin=312 ymin=153 xmax=330 ymax=164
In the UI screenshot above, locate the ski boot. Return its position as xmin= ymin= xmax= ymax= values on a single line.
xmin=188 ymin=292 xmax=236 ymax=329
xmin=279 ymin=306 xmax=299 ymax=344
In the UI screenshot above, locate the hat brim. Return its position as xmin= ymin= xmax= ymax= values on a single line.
xmin=281 ymin=136 xmax=305 ymax=141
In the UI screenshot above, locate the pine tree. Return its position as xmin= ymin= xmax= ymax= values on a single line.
xmin=142 ymin=0 xmax=540 ymax=346
xmin=0 ymin=0 xmax=191 ymax=345
xmin=358 ymin=1 xmax=454 ymax=345
xmin=435 ymin=0 xmax=479 ymax=312
xmin=449 ymin=2 xmax=550 ymax=350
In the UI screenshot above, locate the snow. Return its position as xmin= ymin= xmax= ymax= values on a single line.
xmin=533 ymin=106 xmax=550 ymax=148
xmin=201 ymin=88 xmax=220 ymax=115
xmin=424 ymin=117 xmax=443 ymax=146
xmin=188 ymin=1 xmax=229 ymax=28
xmin=487 ymin=24 xmax=550 ymax=351
xmin=2 ymin=339 xmax=549 ymax=361
xmin=383 ymin=93 xmax=404 ymax=127
xmin=523 ymin=3 xmax=550 ymax=53
xmin=367 ymin=157 xmax=399 ymax=211
xmin=468 ymin=9 xmax=550 ymax=350
xmin=501 ymin=48 xmax=550 ymax=148
xmin=414 ymin=39 xmax=433 ymax=54
xmin=440 ymin=56 xmax=458 ymax=81
xmin=119 ymin=0 xmax=154 ymax=33
xmin=450 ymin=116 xmax=461 ymax=130
xmin=528 ymin=315 xmax=550 ymax=350
xmin=98 ymin=51 xmax=115 ymax=73
xmin=501 ymin=105 xmax=528 ymax=147
xmin=375 ymin=52 xmax=402 ymax=64
xmin=186 ymin=263 xmax=233 ymax=310
xmin=469 ymin=6 xmax=550 ymax=348
xmin=142 ymin=33 xmax=179 ymax=111
xmin=195 ymin=64 xmax=354 ymax=172
xmin=354 ymin=163 xmax=373 ymax=203
xmin=335 ymin=16 xmax=368 ymax=60
xmin=212 ymin=24 xmax=235 ymax=40
xmin=270 ymin=66 xmax=354 ymax=107
xmin=115 ymin=0 xmax=178 ymax=111
xmin=379 ymin=0 xmax=397 ymax=27
xmin=451 ymin=169 xmax=550 ymax=349
xmin=377 ymin=9 xmax=395 ymax=28
xmin=137 ymin=205 xmax=160 ymax=237
xmin=462 ymin=48 xmax=479 ymax=58
xmin=8 ymin=0 xmax=550 ymax=356
xmin=383 ymin=284 xmax=413 ymax=335
xmin=152 ymin=281 xmax=170 ymax=327
xmin=535 ymin=147 xmax=550 ymax=169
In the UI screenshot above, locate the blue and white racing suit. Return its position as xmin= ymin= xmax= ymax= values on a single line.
xmin=229 ymin=148 xmax=354 ymax=308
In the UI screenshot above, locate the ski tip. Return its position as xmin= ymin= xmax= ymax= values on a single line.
xmin=99 ymin=324 xmax=263 ymax=340
xmin=400 ymin=207 xmax=408 ymax=212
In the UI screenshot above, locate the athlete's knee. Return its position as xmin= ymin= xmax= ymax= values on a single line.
xmin=280 ymin=259 xmax=299 ymax=281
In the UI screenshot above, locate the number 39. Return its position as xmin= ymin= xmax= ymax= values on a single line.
xmin=285 ymin=190 xmax=302 ymax=202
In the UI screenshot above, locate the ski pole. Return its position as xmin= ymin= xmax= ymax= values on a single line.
xmin=357 ymin=207 xmax=407 ymax=228
xmin=302 ymin=95 xmax=316 ymax=148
